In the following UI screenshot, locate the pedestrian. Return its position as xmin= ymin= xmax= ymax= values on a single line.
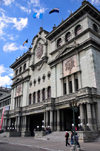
xmin=71 ymin=131 xmax=74 ymax=145
xmin=65 ymin=131 xmax=70 ymax=146
xmin=75 ymin=133 xmax=80 ymax=148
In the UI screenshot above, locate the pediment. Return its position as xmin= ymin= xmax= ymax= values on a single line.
xmin=55 ymin=45 xmax=73 ymax=59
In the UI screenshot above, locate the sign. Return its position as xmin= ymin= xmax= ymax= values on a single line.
xmin=63 ymin=55 xmax=78 ymax=76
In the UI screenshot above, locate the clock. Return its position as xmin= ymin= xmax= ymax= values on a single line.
xmin=36 ymin=43 xmax=43 ymax=59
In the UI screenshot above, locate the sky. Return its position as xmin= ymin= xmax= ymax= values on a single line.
xmin=0 ymin=0 xmax=100 ymax=87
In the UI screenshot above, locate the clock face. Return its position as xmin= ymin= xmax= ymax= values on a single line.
xmin=36 ymin=43 xmax=43 ymax=59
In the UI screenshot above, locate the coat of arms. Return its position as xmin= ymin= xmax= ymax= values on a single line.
xmin=36 ymin=43 xmax=43 ymax=59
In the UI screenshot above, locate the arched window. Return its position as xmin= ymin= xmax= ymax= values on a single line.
xmin=42 ymin=88 xmax=45 ymax=101
xmin=57 ymin=38 xmax=62 ymax=48
xmin=33 ymin=79 xmax=36 ymax=86
xmin=42 ymin=74 xmax=46 ymax=82
xmin=29 ymin=94 xmax=31 ymax=105
xmin=47 ymin=86 xmax=51 ymax=99
xmin=23 ymin=63 xmax=26 ymax=71
xmin=37 ymin=90 xmax=40 ymax=102
xmin=15 ymin=69 xmax=18 ymax=76
xmin=93 ymin=24 xmax=98 ymax=32
xmin=38 ymin=77 xmax=41 ymax=84
xmin=47 ymin=72 xmax=51 ymax=79
xmin=65 ymin=32 xmax=71 ymax=42
xmin=19 ymin=66 xmax=22 ymax=74
xmin=75 ymin=25 xmax=81 ymax=36
xmin=33 ymin=92 xmax=36 ymax=104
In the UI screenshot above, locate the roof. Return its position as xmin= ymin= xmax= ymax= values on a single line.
xmin=10 ymin=49 xmax=31 ymax=69
xmin=46 ymin=1 xmax=100 ymax=40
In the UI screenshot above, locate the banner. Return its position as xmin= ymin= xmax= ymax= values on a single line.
xmin=0 ymin=107 xmax=5 ymax=130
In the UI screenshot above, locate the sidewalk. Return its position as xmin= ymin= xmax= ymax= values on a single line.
xmin=0 ymin=132 xmax=100 ymax=151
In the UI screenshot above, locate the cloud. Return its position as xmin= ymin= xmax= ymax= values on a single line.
xmin=91 ymin=0 xmax=100 ymax=5
xmin=3 ymin=0 xmax=14 ymax=6
xmin=18 ymin=5 xmax=31 ymax=14
xmin=0 ymin=10 xmax=28 ymax=38
xmin=3 ymin=42 xmax=27 ymax=52
xmin=29 ymin=0 xmax=40 ymax=7
xmin=0 ymin=65 xmax=13 ymax=87
xmin=13 ymin=18 xmax=28 ymax=31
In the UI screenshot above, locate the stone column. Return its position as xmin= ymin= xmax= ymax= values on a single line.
xmin=17 ymin=116 xmax=20 ymax=132
xmin=79 ymin=104 xmax=85 ymax=130
xmin=54 ymin=110 xmax=57 ymax=131
xmin=50 ymin=110 xmax=53 ymax=131
xmin=86 ymin=103 xmax=93 ymax=131
xmin=66 ymin=77 xmax=69 ymax=94
xmin=57 ymin=109 xmax=60 ymax=131
xmin=21 ymin=116 xmax=27 ymax=136
xmin=46 ymin=111 xmax=48 ymax=127
xmin=44 ymin=111 xmax=46 ymax=127
xmin=61 ymin=110 xmax=64 ymax=131
xmin=78 ymin=72 xmax=81 ymax=89
xmin=96 ymin=101 xmax=100 ymax=130
xmin=92 ymin=104 xmax=97 ymax=131
xmin=72 ymin=74 xmax=75 ymax=93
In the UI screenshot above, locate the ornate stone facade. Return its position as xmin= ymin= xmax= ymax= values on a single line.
xmin=3 ymin=1 xmax=100 ymax=138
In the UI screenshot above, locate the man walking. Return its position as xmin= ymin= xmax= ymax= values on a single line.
xmin=65 ymin=131 xmax=70 ymax=146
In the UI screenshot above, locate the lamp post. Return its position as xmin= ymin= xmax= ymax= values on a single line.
xmin=71 ymin=102 xmax=78 ymax=151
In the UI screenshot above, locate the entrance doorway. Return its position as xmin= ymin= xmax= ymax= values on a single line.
xmin=62 ymin=107 xmax=79 ymax=131
xmin=29 ymin=113 xmax=43 ymax=136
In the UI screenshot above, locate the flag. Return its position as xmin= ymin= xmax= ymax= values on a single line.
xmin=49 ymin=8 xmax=59 ymax=14
xmin=0 ymin=107 xmax=5 ymax=130
xmin=33 ymin=13 xmax=43 ymax=19
xmin=23 ymin=39 xmax=28 ymax=46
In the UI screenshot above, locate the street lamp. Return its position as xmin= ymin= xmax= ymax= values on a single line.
xmin=71 ymin=102 xmax=78 ymax=151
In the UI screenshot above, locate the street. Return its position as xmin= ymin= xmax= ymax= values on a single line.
xmin=0 ymin=141 xmax=47 ymax=151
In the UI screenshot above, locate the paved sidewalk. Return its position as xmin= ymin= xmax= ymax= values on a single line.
xmin=0 ymin=133 xmax=100 ymax=151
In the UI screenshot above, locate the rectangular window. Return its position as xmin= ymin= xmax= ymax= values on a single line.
xmin=75 ymin=78 xmax=78 ymax=91
xmin=37 ymin=91 xmax=40 ymax=102
xmin=63 ymin=78 xmax=66 ymax=95
xmin=29 ymin=94 xmax=31 ymax=105
xmin=69 ymin=80 xmax=72 ymax=93
xmin=33 ymin=92 xmax=36 ymax=104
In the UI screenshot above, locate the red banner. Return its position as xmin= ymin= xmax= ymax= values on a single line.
xmin=0 ymin=107 xmax=5 ymax=130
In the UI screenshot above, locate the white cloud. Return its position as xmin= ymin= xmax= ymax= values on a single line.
xmin=3 ymin=42 xmax=27 ymax=52
xmin=13 ymin=18 xmax=28 ymax=31
xmin=0 ymin=75 xmax=12 ymax=87
xmin=18 ymin=5 xmax=31 ymax=14
xmin=29 ymin=0 xmax=40 ymax=7
xmin=0 ymin=65 xmax=13 ymax=87
xmin=0 ymin=65 xmax=5 ymax=75
xmin=3 ymin=0 xmax=14 ymax=6
xmin=0 ymin=10 xmax=28 ymax=38
xmin=91 ymin=0 xmax=100 ymax=5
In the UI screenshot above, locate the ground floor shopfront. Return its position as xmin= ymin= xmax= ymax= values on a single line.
xmin=3 ymin=87 xmax=99 ymax=137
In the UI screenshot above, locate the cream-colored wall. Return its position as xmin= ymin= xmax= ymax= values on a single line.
xmin=48 ymin=16 xmax=89 ymax=62
xmin=29 ymin=63 xmax=51 ymax=95
xmin=79 ymin=48 xmax=96 ymax=88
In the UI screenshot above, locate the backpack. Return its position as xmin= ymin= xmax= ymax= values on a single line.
xmin=65 ymin=132 xmax=69 ymax=138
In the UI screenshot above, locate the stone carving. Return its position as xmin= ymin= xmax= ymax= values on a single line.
xmin=63 ymin=55 xmax=78 ymax=76
xmin=65 ymin=58 xmax=75 ymax=73
xmin=36 ymin=43 xmax=43 ymax=59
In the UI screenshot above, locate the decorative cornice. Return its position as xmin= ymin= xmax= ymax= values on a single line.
xmin=10 ymin=51 xmax=31 ymax=69
xmin=48 ymin=36 xmax=100 ymax=67
xmin=46 ymin=1 xmax=100 ymax=40
xmin=11 ymin=75 xmax=30 ymax=87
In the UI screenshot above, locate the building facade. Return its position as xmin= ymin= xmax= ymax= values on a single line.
xmin=5 ymin=1 xmax=100 ymax=137
xmin=0 ymin=87 xmax=11 ymax=130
